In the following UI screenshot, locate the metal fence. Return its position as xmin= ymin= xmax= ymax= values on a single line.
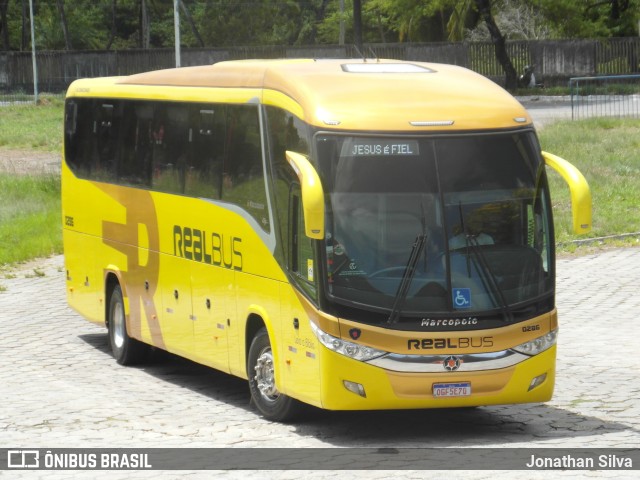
xmin=1 ymin=38 xmax=639 ymax=104
xmin=570 ymin=74 xmax=640 ymax=120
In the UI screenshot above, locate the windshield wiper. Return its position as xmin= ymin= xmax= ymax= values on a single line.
xmin=387 ymin=233 xmax=427 ymax=325
xmin=457 ymin=205 xmax=513 ymax=322
xmin=467 ymin=236 xmax=513 ymax=322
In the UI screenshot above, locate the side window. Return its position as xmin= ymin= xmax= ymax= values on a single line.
xmin=222 ymin=105 xmax=269 ymax=232
xmin=151 ymin=104 xmax=190 ymax=194
xmin=64 ymin=101 xmax=77 ymax=142
xmin=290 ymin=190 xmax=317 ymax=300
xmin=116 ymin=102 xmax=152 ymax=187
xmin=94 ymin=101 xmax=119 ymax=182
xmin=531 ymin=176 xmax=552 ymax=274
xmin=266 ymin=106 xmax=310 ymax=157
xmin=265 ymin=106 xmax=310 ymax=266
xmin=68 ymin=100 xmax=131 ymax=183
xmin=64 ymin=99 xmax=286 ymax=224
xmin=64 ymin=99 xmax=94 ymax=177
xmin=184 ymin=106 xmax=226 ymax=199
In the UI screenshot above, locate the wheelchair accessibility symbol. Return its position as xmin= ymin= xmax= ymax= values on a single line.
xmin=453 ymin=288 xmax=471 ymax=309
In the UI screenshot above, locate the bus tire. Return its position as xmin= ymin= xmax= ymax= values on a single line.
xmin=247 ymin=327 xmax=302 ymax=422
xmin=108 ymin=284 xmax=148 ymax=366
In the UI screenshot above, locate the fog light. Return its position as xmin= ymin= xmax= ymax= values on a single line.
xmin=528 ymin=373 xmax=547 ymax=391
xmin=343 ymin=380 xmax=366 ymax=398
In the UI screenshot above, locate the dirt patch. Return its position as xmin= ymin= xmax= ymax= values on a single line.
xmin=0 ymin=149 xmax=60 ymax=175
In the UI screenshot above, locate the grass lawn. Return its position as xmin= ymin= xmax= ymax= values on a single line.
xmin=0 ymin=97 xmax=64 ymax=153
xmin=0 ymin=173 xmax=61 ymax=266
xmin=0 ymin=100 xmax=64 ymax=268
xmin=539 ymin=118 xmax=640 ymax=250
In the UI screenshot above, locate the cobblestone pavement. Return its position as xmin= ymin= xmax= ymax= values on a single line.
xmin=1 ymin=249 xmax=639 ymax=480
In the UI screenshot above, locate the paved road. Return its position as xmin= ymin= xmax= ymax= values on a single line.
xmin=520 ymin=94 xmax=639 ymax=128
xmin=518 ymin=96 xmax=573 ymax=128
xmin=1 ymin=248 xmax=639 ymax=479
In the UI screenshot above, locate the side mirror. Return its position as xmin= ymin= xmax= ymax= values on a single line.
xmin=286 ymin=151 xmax=325 ymax=239
xmin=542 ymin=151 xmax=592 ymax=234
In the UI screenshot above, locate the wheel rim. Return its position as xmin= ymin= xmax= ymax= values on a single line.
xmin=112 ymin=298 xmax=125 ymax=349
xmin=253 ymin=346 xmax=279 ymax=402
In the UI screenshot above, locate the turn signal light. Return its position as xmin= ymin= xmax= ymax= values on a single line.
xmin=528 ymin=373 xmax=548 ymax=392
xmin=343 ymin=380 xmax=366 ymax=398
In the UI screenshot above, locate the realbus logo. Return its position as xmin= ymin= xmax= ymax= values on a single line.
xmin=407 ymin=336 xmax=494 ymax=350
xmin=173 ymin=225 xmax=243 ymax=271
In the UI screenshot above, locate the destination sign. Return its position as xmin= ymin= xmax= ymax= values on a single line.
xmin=344 ymin=139 xmax=420 ymax=157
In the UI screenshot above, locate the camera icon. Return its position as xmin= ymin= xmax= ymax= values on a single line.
xmin=7 ymin=450 xmax=40 ymax=468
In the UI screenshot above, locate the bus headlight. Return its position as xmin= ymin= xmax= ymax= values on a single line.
xmin=310 ymin=322 xmax=386 ymax=361
xmin=512 ymin=329 xmax=558 ymax=356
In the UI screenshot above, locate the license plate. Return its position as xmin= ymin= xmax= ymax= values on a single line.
xmin=433 ymin=382 xmax=471 ymax=398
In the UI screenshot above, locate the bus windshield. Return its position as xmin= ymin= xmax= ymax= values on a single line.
xmin=316 ymin=131 xmax=554 ymax=325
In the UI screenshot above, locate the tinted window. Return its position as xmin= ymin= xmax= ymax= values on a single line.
xmin=317 ymin=132 xmax=553 ymax=323
xmin=221 ymin=105 xmax=269 ymax=231
xmin=117 ymin=102 xmax=151 ymax=187
xmin=291 ymin=191 xmax=317 ymax=300
xmin=265 ymin=106 xmax=310 ymax=267
xmin=150 ymin=104 xmax=190 ymax=194
xmin=64 ymin=98 xmax=271 ymax=232
xmin=185 ymin=108 xmax=225 ymax=199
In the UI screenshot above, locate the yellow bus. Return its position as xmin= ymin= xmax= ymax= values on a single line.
xmin=62 ymin=59 xmax=591 ymax=421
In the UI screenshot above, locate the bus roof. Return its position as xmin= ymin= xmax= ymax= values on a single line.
xmin=70 ymin=59 xmax=532 ymax=131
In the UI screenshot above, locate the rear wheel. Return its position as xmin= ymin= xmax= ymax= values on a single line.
xmin=108 ymin=284 xmax=148 ymax=365
xmin=247 ymin=327 xmax=302 ymax=422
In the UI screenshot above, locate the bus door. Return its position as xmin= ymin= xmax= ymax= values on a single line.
xmin=278 ymin=188 xmax=322 ymax=404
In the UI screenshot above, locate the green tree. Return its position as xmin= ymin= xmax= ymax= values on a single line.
xmin=179 ymin=0 xmax=204 ymax=47
xmin=2 ymin=0 xmax=640 ymax=53
xmin=288 ymin=0 xmax=332 ymax=45
xmin=364 ymin=0 xmax=451 ymax=42
xmin=537 ymin=0 xmax=640 ymax=38
xmin=0 ymin=0 xmax=9 ymax=50
xmin=33 ymin=1 xmax=107 ymax=50
xmin=464 ymin=0 xmax=550 ymax=41
xmin=364 ymin=0 xmax=518 ymax=87
xmin=55 ymin=0 xmax=72 ymax=50
xmin=197 ymin=1 xmax=319 ymax=47
xmin=474 ymin=0 xmax=518 ymax=89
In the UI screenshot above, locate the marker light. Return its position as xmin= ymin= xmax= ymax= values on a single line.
xmin=343 ymin=380 xmax=367 ymax=398
xmin=512 ymin=329 xmax=558 ymax=356
xmin=310 ymin=322 xmax=386 ymax=362
xmin=409 ymin=120 xmax=454 ymax=127
xmin=528 ymin=373 xmax=548 ymax=392
xmin=316 ymin=107 xmax=341 ymax=126
xmin=342 ymin=63 xmax=434 ymax=74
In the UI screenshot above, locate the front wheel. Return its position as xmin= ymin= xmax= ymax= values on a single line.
xmin=108 ymin=284 xmax=149 ymax=365
xmin=247 ymin=327 xmax=302 ymax=422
